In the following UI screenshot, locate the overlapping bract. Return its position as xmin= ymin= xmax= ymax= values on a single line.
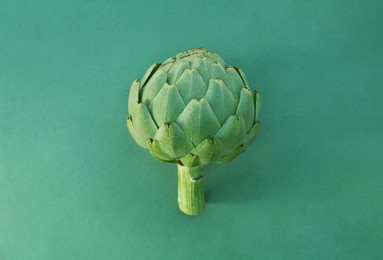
xmin=127 ymin=48 xmax=260 ymax=167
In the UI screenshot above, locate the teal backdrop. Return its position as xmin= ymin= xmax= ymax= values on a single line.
xmin=1 ymin=0 xmax=382 ymax=259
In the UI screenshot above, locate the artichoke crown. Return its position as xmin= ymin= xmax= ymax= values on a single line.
xmin=127 ymin=47 xmax=260 ymax=167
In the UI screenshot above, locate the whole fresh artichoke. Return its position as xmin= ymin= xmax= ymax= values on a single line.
xmin=127 ymin=47 xmax=260 ymax=215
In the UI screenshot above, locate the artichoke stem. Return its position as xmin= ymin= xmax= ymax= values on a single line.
xmin=177 ymin=164 xmax=205 ymax=216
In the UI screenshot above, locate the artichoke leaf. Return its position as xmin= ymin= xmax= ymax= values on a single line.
xmin=212 ymin=53 xmax=226 ymax=65
xmin=236 ymin=88 xmax=255 ymax=131
xmin=176 ymin=69 xmax=208 ymax=103
xmin=147 ymin=138 xmax=177 ymax=162
xmin=141 ymin=69 xmax=167 ymax=105
xmin=160 ymin=62 xmax=173 ymax=72
xmin=205 ymin=79 xmax=237 ymax=125
xmin=129 ymin=102 xmax=158 ymax=148
xmin=216 ymin=145 xmax=243 ymax=164
xmin=190 ymin=138 xmax=224 ymax=165
xmin=153 ymin=122 xmax=194 ymax=159
xmin=148 ymin=83 xmax=185 ymax=126
xmin=234 ymin=66 xmax=249 ymax=87
xmin=192 ymin=57 xmax=212 ymax=86
xmin=226 ymin=67 xmax=244 ymax=99
xmin=168 ymin=60 xmax=191 ymax=84
xmin=179 ymin=153 xmax=201 ymax=167
xmin=141 ymin=63 xmax=161 ymax=87
xmin=176 ymin=98 xmax=221 ymax=147
xmin=206 ymin=52 xmax=225 ymax=65
xmin=126 ymin=116 xmax=142 ymax=148
xmin=211 ymin=63 xmax=234 ymax=96
xmin=241 ymin=121 xmax=260 ymax=151
xmin=128 ymin=80 xmax=140 ymax=115
xmin=214 ymin=115 xmax=247 ymax=154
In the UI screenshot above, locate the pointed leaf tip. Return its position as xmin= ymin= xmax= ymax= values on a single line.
xmin=215 ymin=115 xmax=247 ymax=154
xmin=205 ymin=79 xmax=237 ymax=125
xmin=153 ymin=122 xmax=194 ymax=159
xmin=179 ymin=153 xmax=201 ymax=167
xmin=216 ymin=144 xmax=243 ymax=164
xmin=176 ymin=98 xmax=221 ymax=146
xmin=148 ymin=83 xmax=185 ymax=126
xmin=147 ymin=138 xmax=178 ymax=163
xmin=128 ymin=80 xmax=141 ymax=111
xmin=128 ymin=102 xmax=158 ymax=149
xmin=140 ymin=69 xmax=167 ymax=105
xmin=176 ymin=69 xmax=207 ymax=104
xmin=141 ymin=63 xmax=162 ymax=87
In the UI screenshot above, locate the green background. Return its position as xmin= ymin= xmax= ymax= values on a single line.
xmin=1 ymin=0 xmax=382 ymax=259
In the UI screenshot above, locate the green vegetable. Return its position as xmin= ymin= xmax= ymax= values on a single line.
xmin=127 ymin=47 xmax=261 ymax=216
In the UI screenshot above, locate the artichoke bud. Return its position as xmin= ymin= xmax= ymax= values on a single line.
xmin=127 ymin=47 xmax=260 ymax=166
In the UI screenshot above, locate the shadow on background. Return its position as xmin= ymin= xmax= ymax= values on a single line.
xmin=203 ymin=134 xmax=295 ymax=205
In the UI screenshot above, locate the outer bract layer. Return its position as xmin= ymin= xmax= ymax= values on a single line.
xmin=127 ymin=48 xmax=260 ymax=167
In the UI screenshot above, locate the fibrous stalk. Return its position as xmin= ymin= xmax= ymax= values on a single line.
xmin=177 ymin=164 xmax=204 ymax=216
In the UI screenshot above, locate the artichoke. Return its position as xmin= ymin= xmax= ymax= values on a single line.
xmin=127 ymin=47 xmax=261 ymax=215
